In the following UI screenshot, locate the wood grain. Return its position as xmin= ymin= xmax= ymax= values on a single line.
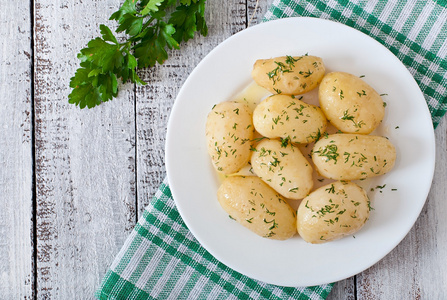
xmin=0 ymin=1 xmax=33 ymax=299
xmin=247 ymin=0 xmax=267 ymax=26
xmin=327 ymin=277 xmax=355 ymax=300
xmin=33 ymin=0 xmax=136 ymax=298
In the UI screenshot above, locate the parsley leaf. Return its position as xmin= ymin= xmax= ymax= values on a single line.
xmin=169 ymin=0 xmax=208 ymax=43
xmin=69 ymin=0 xmax=208 ymax=109
xmin=141 ymin=0 xmax=165 ymax=15
xmin=109 ymin=0 xmax=137 ymax=21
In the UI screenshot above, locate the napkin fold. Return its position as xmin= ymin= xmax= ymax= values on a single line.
xmin=97 ymin=1 xmax=447 ymax=299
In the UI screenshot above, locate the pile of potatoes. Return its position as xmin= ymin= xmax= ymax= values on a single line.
xmin=205 ymin=55 xmax=396 ymax=244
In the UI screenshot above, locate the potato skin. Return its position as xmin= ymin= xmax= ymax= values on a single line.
xmin=312 ymin=134 xmax=396 ymax=180
xmin=319 ymin=72 xmax=385 ymax=134
xmin=253 ymin=94 xmax=327 ymax=144
xmin=217 ymin=176 xmax=297 ymax=240
xmin=252 ymin=55 xmax=325 ymax=95
xmin=206 ymin=101 xmax=254 ymax=174
xmin=251 ymin=139 xmax=313 ymax=200
xmin=297 ymin=181 xmax=370 ymax=244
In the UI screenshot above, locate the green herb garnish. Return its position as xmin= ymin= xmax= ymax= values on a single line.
xmin=314 ymin=144 xmax=339 ymax=163
xmin=69 ymin=0 xmax=208 ymax=108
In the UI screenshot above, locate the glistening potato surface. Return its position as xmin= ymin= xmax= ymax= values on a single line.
xmin=297 ymin=181 xmax=370 ymax=244
xmin=312 ymin=134 xmax=396 ymax=181
xmin=251 ymin=139 xmax=313 ymax=200
xmin=205 ymin=101 xmax=254 ymax=174
xmin=251 ymin=55 xmax=325 ymax=95
xmin=217 ymin=176 xmax=297 ymax=240
xmin=319 ymin=72 xmax=385 ymax=134
xmin=253 ymin=94 xmax=327 ymax=144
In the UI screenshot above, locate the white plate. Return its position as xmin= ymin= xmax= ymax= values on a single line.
xmin=165 ymin=17 xmax=435 ymax=287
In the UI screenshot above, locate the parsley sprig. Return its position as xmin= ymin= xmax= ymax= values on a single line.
xmin=69 ymin=0 xmax=208 ymax=109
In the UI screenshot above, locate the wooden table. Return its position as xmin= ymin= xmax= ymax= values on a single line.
xmin=1 ymin=1 xmax=446 ymax=299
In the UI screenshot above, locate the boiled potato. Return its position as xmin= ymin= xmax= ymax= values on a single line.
xmin=251 ymin=139 xmax=313 ymax=200
xmin=312 ymin=134 xmax=396 ymax=180
xmin=297 ymin=181 xmax=370 ymax=244
xmin=253 ymin=94 xmax=327 ymax=144
xmin=217 ymin=176 xmax=297 ymax=240
xmin=252 ymin=55 xmax=325 ymax=95
xmin=319 ymin=72 xmax=385 ymax=134
xmin=206 ymin=101 xmax=254 ymax=174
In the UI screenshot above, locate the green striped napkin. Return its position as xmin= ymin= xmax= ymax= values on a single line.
xmin=97 ymin=1 xmax=447 ymax=299
xmin=96 ymin=179 xmax=332 ymax=299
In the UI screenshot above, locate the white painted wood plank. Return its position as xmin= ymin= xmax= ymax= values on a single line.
xmin=33 ymin=0 xmax=136 ymax=298
xmin=249 ymin=1 xmax=275 ymax=27
xmin=327 ymin=277 xmax=355 ymax=300
xmin=357 ymin=117 xmax=447 ymax=299
xmin=247 ymin=0 xmax=269 ymax=26
xmin=0 ymin=1 xmax=33 ymax=299
xmin=135 ymin=0 xmax=255 ymax=213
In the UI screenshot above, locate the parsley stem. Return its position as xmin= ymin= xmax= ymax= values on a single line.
xmin=119 ymin=41 xmax=132 ymax=51
xmin=133 ymin=17 xmax=157 ymax=40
